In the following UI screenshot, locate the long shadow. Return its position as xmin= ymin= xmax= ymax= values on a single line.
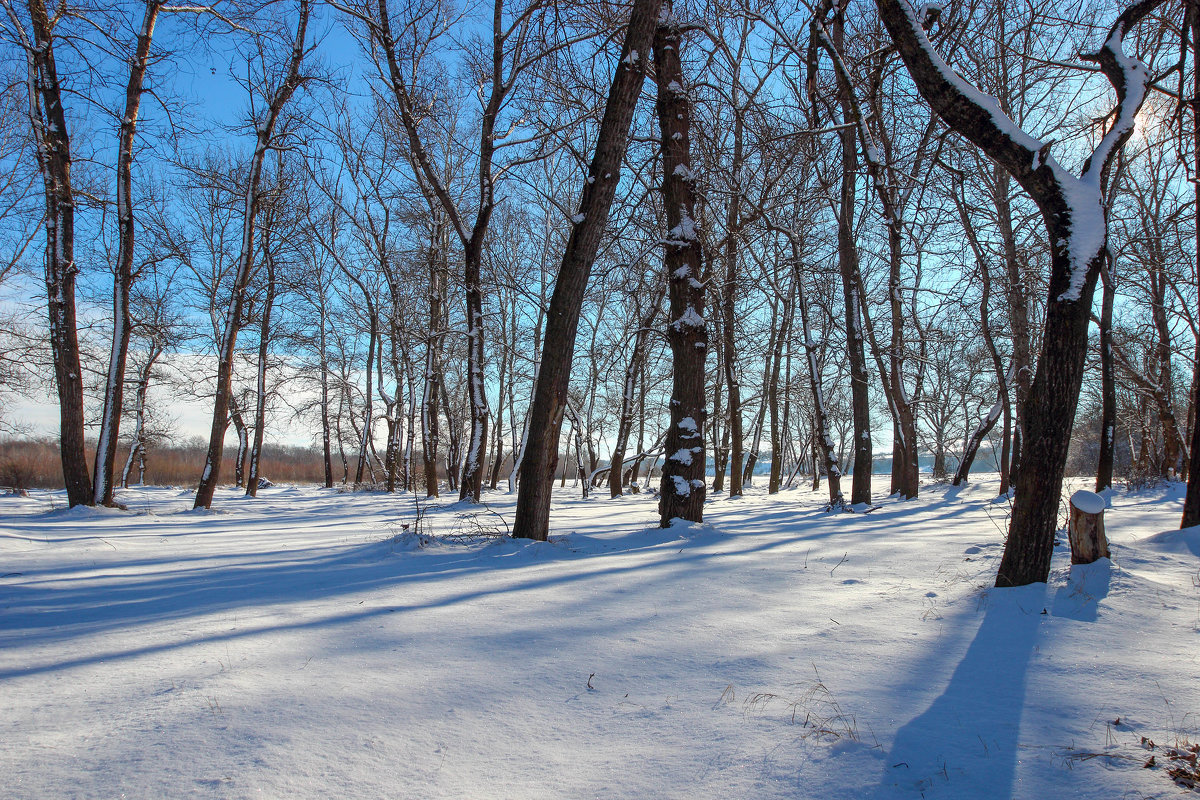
xmin=873 ymin=584 xmax=1046 ymax=799
xmin=1 ymin=484 xmax=1013 ymax=684
xmin=0 ymin=515 xmax=860 ymax=647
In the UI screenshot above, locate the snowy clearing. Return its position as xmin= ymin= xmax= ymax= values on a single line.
xmin=2 ymin=475 xmax=1198 ymax=799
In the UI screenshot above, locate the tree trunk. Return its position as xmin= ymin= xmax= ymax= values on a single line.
xmin=721 ymin=109 xmax=745 ymax=498
xmin=953 ymin=190 xmax=1011 ymax=488
xmin=656 ymin=3 xmax=707 ymax=526
xmin=20 ymin=0 xmax=92 ymax=506
xmin=319 ymin=303 xmax=333 ymax=488
xmin=246 ymin=226 xmax=278 ymax=498
xmin=875 ymin=0 xmax=1161 ymax=586
xmin=440 ymin=374 xmax=460 ymax=493
xmin=194 ymin=0 xmax=310 ymax=509
xmin=994 ymin=168 xmax=1031 ymax=486
xmin=421 ymin=218 xmax=445 ymax=497
xmin=768 ymin=269 xmax=795 ymax=494
xmin=356 ymin=308 xmax=377 ymax=486
xmin=121 ymin=343 xmax=162 ymax=489
xmin=230 ymin=394 xmax=248 ymax=489
xmin=791 ymin=240 xmax=844 ymax=508
xmin=1096 ymin=261 xmax=1117 ymax=491
xmin=458 ymin=234 xmax=489 ymax=501
xmin=94 ymin=0 xmax=164 ymax=507
xmin=830 ymin=5 xmax=872 ymax=506
xmin=510 ymin=0 xmax=661 ymax=538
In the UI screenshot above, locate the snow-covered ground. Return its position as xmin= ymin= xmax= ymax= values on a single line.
xmin=2 ymin=475 xmax=1197 ymax=799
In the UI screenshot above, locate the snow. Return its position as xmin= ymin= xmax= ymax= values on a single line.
xmin=1 ymin=476 xmax=1197 ymax=799
xmin=672 ymin=163 xmax=695 ymax=181
xmin=669 ymin=447 xmax=696 ymax=465
xmin=670 ymin=306 xmax=705 ymax=330
xmin=666 ymin=207 xmax=699 ymax=243
xmin=1070 ymin=489 xmax=1106 ymax=515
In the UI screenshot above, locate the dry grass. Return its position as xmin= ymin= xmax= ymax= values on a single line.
xmin=0 ymin=436 xmax=331 ymax=489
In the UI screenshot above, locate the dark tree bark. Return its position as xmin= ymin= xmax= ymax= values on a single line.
xmin=1187 ymin=6 xmax=1200 ymax=525
xmin=875 ymin=0 xmax=1164 ymax=586
xmin=510 ymin=0 xmax=662 ymax=539
xmin=1096 ymin=261 xmax=1116 ymax=492
xmin=814 ymin=2 xmax=873 ymax=505
xmin=655 ymin=2 xmax=707 ymax=526
xmin=13 ymin=0 xmax=92 ymax=505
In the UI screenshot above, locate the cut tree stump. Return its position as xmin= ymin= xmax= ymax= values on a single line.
xmin=1068 ymin=490 xmax=1109 ymax=565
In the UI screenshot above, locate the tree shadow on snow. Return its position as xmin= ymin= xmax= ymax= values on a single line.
xmin=873 ymin=583 xmax=1046 ymax=799
xmin=0 ymin=516 xmax=827 ymax=680
xmin=1050 ymin=560 xmax=1112 ymax=623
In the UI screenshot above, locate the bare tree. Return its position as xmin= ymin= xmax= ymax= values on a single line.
xmin=511 ymin=0 xmax=661 ymax=540
xmin=194 ymin=0 xmax=313 ymax=509
xmin=876 ymin=0 xmax=1165 ymax=585
xmin=4 ymin=0 xmax=93 ymax=505
xmin=656 ymin=0 xmax=707 ymax=526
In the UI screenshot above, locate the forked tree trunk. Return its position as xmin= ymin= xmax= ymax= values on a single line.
xmin=121 ymin=341 xmax=163 ymax=488
xmin=812 ymin=5 xmax=918 ymax=498
xmin=94 ymin=0 xmax=164 ymax=506
xmin=229 ymin=394 xmax=248 ymax=489
xmin=953 ymin=187 xmax=1012 ymax=490
xmin=790 ymin=239 xmax=844 ymax=508
xmin=656 ymin=2 xmax=707 ymax=526
xmin=194 ymin=0 xmax=310 ymax=509
xmin=993 ymin=168 xmax=1031 ymax=486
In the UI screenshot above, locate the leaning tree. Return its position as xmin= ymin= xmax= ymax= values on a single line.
xmin=876 ymin=0 xmax=1165 ymax=586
